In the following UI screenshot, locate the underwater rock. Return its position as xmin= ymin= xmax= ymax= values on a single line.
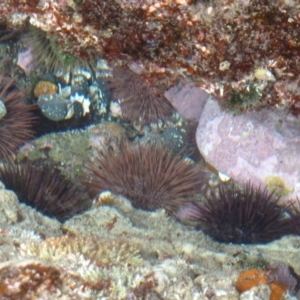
xmin=0 ymin=189 xmax=19 ymax=225
xmin=196 ymin=98 xmax=300 ymax=202
xmin=164 ymin=83 xmax=209 ymax=122
xmin=0 ymin=260 xmax=63 ymax=299
xmin=1 ymin=180 xmax=300 ymax=298
xmin=2 ymin=0 xmax=300 ymax=113
xmin=195 ymin=273 xmax=239 ymax=300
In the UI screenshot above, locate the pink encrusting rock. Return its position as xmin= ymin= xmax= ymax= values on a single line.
xmin=196 ymin=98 xmax=300 ymax=203
xmin=164 ymin=83 xmax=209 ymax=122
xmin=17 ymin=48 xmax=34 ymax=75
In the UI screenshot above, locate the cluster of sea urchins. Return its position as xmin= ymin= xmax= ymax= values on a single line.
xmin=82 ymin=140 xmax=209 ymax=216
xmin=0 ymin=75 xmax=36 ymax=159
xmin=82 ymin=139 xmax=300 ymax=244
xmin=185 ymin=182 xmax=299 ymax=244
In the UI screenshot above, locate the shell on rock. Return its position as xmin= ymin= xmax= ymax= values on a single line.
xmin=0 ymin=99 xmax=7 ymax=120
xmin=34 ymin=59 xmax=112 ymax=122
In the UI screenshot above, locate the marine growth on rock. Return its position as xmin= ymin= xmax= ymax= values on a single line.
xmin=1 ymin=0 xmax=299 ymax=113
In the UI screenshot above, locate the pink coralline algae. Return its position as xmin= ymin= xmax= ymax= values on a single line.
xmin=196 ymin=97 xmax=300 ymax=202
xmin=1 ymin=0 xmax=300 ymax=113
xmin=164 ymin=83 xmax=209 ymax=122
xmin=17 ymin=48 xmax=34 ymax=75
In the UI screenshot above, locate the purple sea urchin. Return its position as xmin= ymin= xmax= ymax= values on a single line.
xmin=190 ymin=183 xmax=291 ymax=244
xmin=0 ymin=75 xmax=36 ymax=159
xmin=83 ymin=140 xmax=208 ymax=215
xmin=108 ymin=67 xmax=174 ymax=129
xmin=0 ymin=161 xmax=92 ymax=222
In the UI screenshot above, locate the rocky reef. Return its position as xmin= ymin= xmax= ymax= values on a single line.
xmin=0 ymin=181 xmax=300 ymax=299
xmin=1 ymin=1 xmax=300 ymax=299
xmin=0 ymin=0 xmax=300 ymax=113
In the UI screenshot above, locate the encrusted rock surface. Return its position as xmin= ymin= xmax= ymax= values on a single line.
xmin=164 ymin=83 xmax=209 ymax=122
xmin=196 ymin=97 xmax=300 ymax=202
xmin=0 ymin=180 xmax=300 ymax=299
xmin=1 ymin=0 xmax=300 ymax=113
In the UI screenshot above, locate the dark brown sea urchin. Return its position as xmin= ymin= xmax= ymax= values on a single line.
xmin=190 ymin=183 xmax=292 ymax=244
xmin=109 ymin=67 xmax=174 ymax=129
xmin=0 ymin=75 xmax=36 ymax=159
xmin=83 ymin=141 xmax=208 ymax=215
xmin=0 ymin=161 xmax=92 ymax=222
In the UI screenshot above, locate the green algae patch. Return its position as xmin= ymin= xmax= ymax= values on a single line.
xmin=265 ymin=176 xmax=292 ymax=197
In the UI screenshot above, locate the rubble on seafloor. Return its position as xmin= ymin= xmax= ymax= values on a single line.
xmin=0 ymin=180 xmax=299 ymax=299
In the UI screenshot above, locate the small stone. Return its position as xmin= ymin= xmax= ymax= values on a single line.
xmin=0 ymin=99 xmax=7 ymax=120
xmin=34 ymin=81 xmax=58 ymax=98
xmin=254 ymin=68 xmax=276 ymax=81
xmin=110 ymin=101 xmax=122 ymax=117
xmin=219 ymin=61 xmax=230 ymax=71
xmin=38 ymin=98 xmax=70 ymax=121
xmin=218 ymin=171 xmax=230 ymax=182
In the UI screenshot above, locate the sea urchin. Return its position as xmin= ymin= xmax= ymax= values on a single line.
xmin=0 ymin=75 xmax=36 ymax=159
xmin=83 ymin=141 xmax=208 ymax=215
xmin=24 ymin=25 xmax=95 ymax=75
xmin=190 ymin=183 xmax=291 ymax=244
xmin=0 ymin=161 xmax=91 ymax=222
xmin=108 ymin=67 xmax=174 ymax=130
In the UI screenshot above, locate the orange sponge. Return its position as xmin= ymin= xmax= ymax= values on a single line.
xmin=236 ymin=269 xmax=267 ymax=293
xmin=235 ymin=269 xmax=288 ymax=300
